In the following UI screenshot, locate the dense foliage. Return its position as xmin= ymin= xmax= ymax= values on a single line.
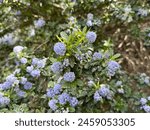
xmin=0 ymin=0 xmax=150 ymax=113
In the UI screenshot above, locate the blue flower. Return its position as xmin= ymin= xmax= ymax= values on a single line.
xmin=54 ymin=42 xmax=66 ymax=56
xmin=93 ymin=52 xmax=102 ymax=60
xmin=51 ymin=62 xmax=62 ymax=73
xmin=20 ymin=77 xmax=27 ymax=85
xmin=32 ymin=58 xmax=46 ymax=68
xmin=17 ymin=90 xmax=26 ymax=98
xmin=37 ymin=59 xmax=46 ymax=68
xmin=86 ymin=31 xmax=97 ymax=43
xmin=143 ymin=105 xmax=150 ymax=113
xmin=69 ymin=97 xmax=78 ymax=107
xmin=107 ymin=61 xmax=120 ymax=76
xmin=140 ymin=98 xmax=147 ymax=105
xmin=48 ymin=99 xmax=58 ymax=111
xmin=58 ymin=93 xmax=70 ymax=105
xmin=34 ymin=18 xmax=45 ymax=28
xmin=13 ymin=46 xmax=24 ymax=54
xmin=26 ymin=66 xmax=34 ymax=73
xmin=47 ymin=88 xmax=55 ymax=98
xmin=86 ymin=20 xmax=93 ymax=27
xmin=23 ymin=82 xmax=32 ymax=90
xmin=99 ymin=85 xmax=110 ymax=98
xmin=6 ymin=74 xmax=17 ymax=83
xmin=0 ymin=96 xmax=10 ymax=106
xmin=87 ymin=13 xmax=93 ymax=20
xmin=94 ymin=91 xmax=102 ymax=102
xmin=53 ymin=84 xmax=61 ymax=95
xmin=20 ymin=57 xmax=27 ymax=64
xmin=32 ymin=58 xmax=39 ymax=65
xmin=0 ymin=81 xmax=12 ymax=90
xmin=30 ymin=69 xmax=40 ymax=77
xmin=63 ymin=72 xmax=75 ymax=82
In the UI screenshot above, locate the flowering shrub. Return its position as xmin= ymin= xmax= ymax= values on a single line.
xmin=0 ymin=0 xmax=150 ymax=113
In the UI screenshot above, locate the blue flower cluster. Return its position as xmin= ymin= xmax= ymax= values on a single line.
xmin=140 ymin=73 xmax=150 ymax=85
xmin=53 ymin=42 xmax=66 ymax=56
xmin=26 ymin=65 xmax=40 ymax=78
xmin=23 ymin=81 xmax=33 ymax=90
xmin=92 ymin=52 xmax=102 ymax=60
xmin=0 ymin=74 xmax=18 ymax=90
xmin=32 ymin=58 xmax=46 ymax=69
xmin=51 ymin=62 xmax=62 ymax=73
xmin=13 ymin=46 xmax=24 ymax=54
xmin=20 ymin=57 xmax=27 ymax=64
xmin=47 ymin=84 xmax=78 ymax=111
xmin=34 ymin=18 xmax=45 ymax=28
xmin=63 ymin=72 xmax=75 ymax=82
xmin=107 ymin=61 xmax=120 ymax=76
xmin=58 ymin=93 xmax=70 ymax=105
xmin=15 ymin=88 xmax=26 ymax=98
xmin=58 ymin=92 xmax=78 ymax=107
xmin=26 ymin=58 xmax=46 ymax=77
xmin=86 ymin=13 xmax=93 ymax=27
xmin=140 ymin=97 xmax=150 ymax=113
xmin=86 ymin=31 xmax=97 ymax=43
xmin=0 ymin=33 xmax=15 ymax=45
xmin=0 ymin=95 xmax=10 ymax=106
xmin=94 ymin=84 xmax=112 ymax=101
xmin=48 ymin=99 xmax=58 ymax=111
xmin=20 ymin=77 xmax=32 ymax=90
xmin=30 ymin=69 xmax=40 ymax=77
xmin=47 ymin=84 xmax=62 ymax=98
xmin=86 ymin=20 xmax=93 ymax=27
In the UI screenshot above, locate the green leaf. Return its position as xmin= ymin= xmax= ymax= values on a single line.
xmin=76 ymin=79 xmax=84 ymax=87
xmin=110 ymin=53 xmax=121 ymax=60
xmin=60 ymin=32 xmax=68 ymax=41
xmin=69 ymin=107 xmax=75 ymax=112
xmin=48 ymin=81 xmax=54 ymax=87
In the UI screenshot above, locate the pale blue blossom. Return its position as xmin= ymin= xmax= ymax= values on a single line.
xmin=53 ymin=84 xmax=62 ymax=95
xmin=54 ymin=42 xmax=66 ymax=56
xmin=69 ymin=97 xmax=78 ymax=107
xmin=48 ymin=99 xmax=58 ymax=111
xmin=58 ymin=93 xmax=70 ymax=105
xmin=63 ymin=72 xmax=75 ymax=82
xmin=23 ymin=82 xmax=32 ymax=90
xmin=34 ymin=18 xmax=45 ymax=28
xmin=13 ymin=46 xmax=24 ymax=54
xmin=93 ymin=52 xmax=102 ymax=60
xmin=51 ymin=62 xmax=62 ymax=73
xmin=94 ymin=91 xmax=102 ymax=102
xmin=86 ymin=31 xmax=97 ymax=43
xmin=140 ymin=98 xmax=147 ymax=105
xmin=30 ymin=69 xmax=40 ymax=77
xmin=143 ymin=105 xmax=150 ymax=113
xmin=20 ymin=57 xmax=27 ymax=64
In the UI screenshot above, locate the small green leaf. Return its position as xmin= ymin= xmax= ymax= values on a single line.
xmin=76 ymin=79 xmax=84 ymax=87
xmin=110 ymin=53 xmax=121 ymax=60
xmin=60 ymin=32 xmax=68 ymax=41
xmin=69 ymin=107 xmax=75 ymax=112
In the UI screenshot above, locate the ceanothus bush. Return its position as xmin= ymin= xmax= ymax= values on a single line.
xmin=0 ymin=0 xmax=150 ymax=113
